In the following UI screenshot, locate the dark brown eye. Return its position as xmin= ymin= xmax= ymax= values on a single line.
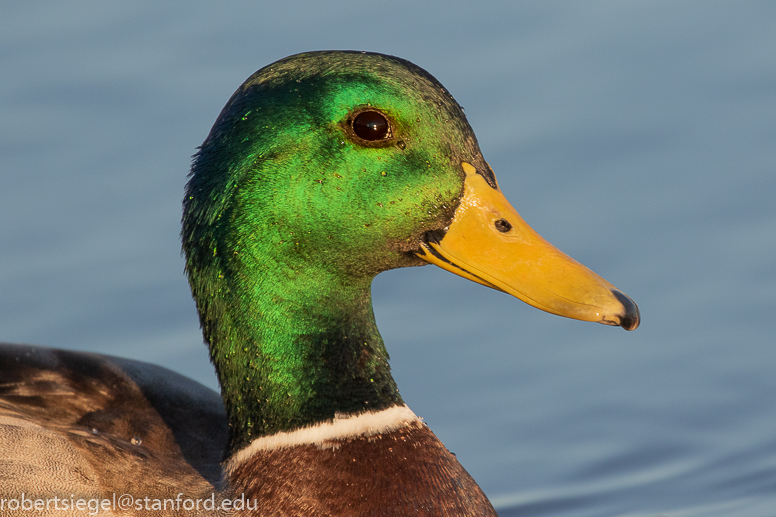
xmin=352 ymin=111 xmax=389 ymax=141
xmin=494 ymin=219 xmax=512 ymax=233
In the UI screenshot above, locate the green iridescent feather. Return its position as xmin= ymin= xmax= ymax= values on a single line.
xmin=182 ymin=51 xmax=488 ymax=452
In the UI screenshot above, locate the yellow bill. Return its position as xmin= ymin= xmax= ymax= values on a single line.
xmin=417 ymin=162 xmax=640 ymax=330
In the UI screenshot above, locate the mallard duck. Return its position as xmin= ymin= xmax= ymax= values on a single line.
xmin=0 ymin=51 xmax=638 ymax=516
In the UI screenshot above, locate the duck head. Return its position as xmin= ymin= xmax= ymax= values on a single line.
xmin=184 ymin=51 xmax=638 ymax=330
xmin=182 ymin=51 xmax=639 ymax=450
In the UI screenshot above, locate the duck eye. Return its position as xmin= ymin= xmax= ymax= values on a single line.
xmin=495 ymin=219 xmax=512 ymax=233
xmin=352 ymin=111 xmax=390 ymax=141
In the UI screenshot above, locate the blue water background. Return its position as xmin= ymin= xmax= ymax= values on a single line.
xmin=2 ymin=2 xmax=776 ymax=515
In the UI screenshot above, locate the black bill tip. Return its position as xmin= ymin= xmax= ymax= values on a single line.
xmin=611 ymin=289 xmax=640 ymax=331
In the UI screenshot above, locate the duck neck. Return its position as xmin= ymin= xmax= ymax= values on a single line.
xmin=202 ymin=264 xmax=402 ymax=454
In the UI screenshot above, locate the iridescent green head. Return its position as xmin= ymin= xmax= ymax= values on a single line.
xmin=184 ymin=51 xmax=490 ymax=280
xmin=182 ymin=51 xmax=639 ymax=452
xmin=182 ymin=51 xmax=488 ymax=450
